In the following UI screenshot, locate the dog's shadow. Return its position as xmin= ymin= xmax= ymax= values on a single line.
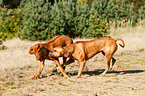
xmin=43 ymin=69 xmax=145 ymax=78
xmin=66 ymin=69 xmax=145 ymax=76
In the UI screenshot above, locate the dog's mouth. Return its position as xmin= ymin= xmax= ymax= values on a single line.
xmin=36 ymin=58 xmax=43 ymax=61
xmin=48 ymin=52 xmax=55 ymax=58
xmin=36 ymin=55 xmax=46 ymax=61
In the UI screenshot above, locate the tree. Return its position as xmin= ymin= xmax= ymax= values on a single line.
xmin=83 ymin=0 xmax=110 ymax=38
xmin=139 ymin=5 xmax=145 ymax=20
xmin=50 ymin=0 xmax=90 ymax=38
xmin=20 ymin=0 xmax=52 ymax=41
xmin=2 ymin=0 xmax=21 ymax=8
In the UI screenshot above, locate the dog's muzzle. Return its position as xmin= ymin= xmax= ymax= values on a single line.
xmin=48 ymin=52 xmax=55 ymax=58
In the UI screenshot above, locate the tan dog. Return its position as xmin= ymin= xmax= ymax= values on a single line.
xmin=29 ymin=35 xmax=73 ymax=79
xmin=49 ymin=38 xmax=125 ymax=78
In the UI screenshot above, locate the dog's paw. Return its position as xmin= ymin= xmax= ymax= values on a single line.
xmin=100 ymin=73 xmax=106 ymax=76
xmin=31 ymin=75 xmax=39 ymax=79
xmin=57 ymin=73 xmax=63 ymax=77
xmin=73 ymin=75 xmax=80 ymax=78
xmin=64 ymin=75 xmax=69 ymax=79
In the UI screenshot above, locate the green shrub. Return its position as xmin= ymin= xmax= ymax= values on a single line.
xmin=20 ymin=0 xmax=92 ymax=40
xmin=49 ymin=1 xmax=68 ymax=37
xmin=19 ymin=0 xmax=30 ymax=8
xmin=82 ymin=0 xmax=110 ymax=38
xmin=50 ymin=0 xmax=90 ymax=38
xmin=139 ymin=5 xmax=145 ymax=20
xmin=74 ymin=1 xmax=90 ymax=37
xmin=90 ymin=0 xmax=137 ymax=26
xmin=20 ymin=0 xmax=52 ymax=41
xmin=0 ymin=45 xmax=7 ymax=50
xmin=83 ymin=15 xmax=110 ymax=38
xmin=1 ymin=0 xmax=21 ymax=9
xmin=0 ymin=8 xmax=24 ymax=40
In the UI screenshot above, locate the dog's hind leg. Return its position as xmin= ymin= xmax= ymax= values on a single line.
xmin=102 ymin=51 xmax=116 ymax=70
xmin=110 ymin=57 xmax=116 ymax=70
xmin=100 ymin=55 xmax=112 ymax=76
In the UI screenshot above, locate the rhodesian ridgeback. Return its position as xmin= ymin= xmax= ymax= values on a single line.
xmin=49 ymin=38 xmax=125 ymax=78
xmin=29 ymin=35 xmax=73 ymax=79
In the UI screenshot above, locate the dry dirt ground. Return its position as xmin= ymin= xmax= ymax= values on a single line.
xmin=0 ymin=28 xmax=145 ymax=96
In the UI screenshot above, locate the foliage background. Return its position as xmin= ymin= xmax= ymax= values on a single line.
xmin=0 ymin=0 xmax=145 ymax=41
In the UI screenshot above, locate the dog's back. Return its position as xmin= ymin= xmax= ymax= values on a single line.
xmin=29 ymin=35 xmax=73 ymax=60
xmin=52 ymin=35 xmax=73 ymax=47
xmin=73 ymin=38 xmax=124 ymax=59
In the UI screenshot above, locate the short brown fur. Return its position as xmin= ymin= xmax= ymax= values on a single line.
xmin=29 ymin=35 xmax=73 ymax=79
xmin=50 ymin=38 xmax=125 ymax=78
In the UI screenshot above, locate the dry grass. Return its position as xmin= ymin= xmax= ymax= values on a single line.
xmin=0 ymin=26 xmax=145 ymax=96
xmin=110 ymin=25 xmax=145 ymax=53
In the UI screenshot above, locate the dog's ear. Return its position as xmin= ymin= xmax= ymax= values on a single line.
xmin=63 ymin=46 xmax=74 ymax=57
xmin=63 ymin=49 xmax=70 ymax=57
xmin=38 ymin=44 xmax=43 ymax=52
xmin=28 ymin=47 xmax=34 ymax=55
xmin=50 ymin=43 xmax=55 ymax=50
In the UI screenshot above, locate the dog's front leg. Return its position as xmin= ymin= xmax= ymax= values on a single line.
xmin=59 ymin=58 xmax=75 ymax=76
xmin=48 ymin=64 xmax=57 ymax=72
xmin=74 ymin=61 xmax=86 ymax=78
xmin=48 ymin=57 xmax=66 ymax=73
xmin=53 ymin=59 xmax=69 ymax=79
xmin=32 ymin=60 xmax=45 ymax=79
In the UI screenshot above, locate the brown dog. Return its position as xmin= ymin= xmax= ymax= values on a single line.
xmin=29 ymin=35 xmax=73 ymax=79
xmin=49 ymin=38 xmax=125 ymax=78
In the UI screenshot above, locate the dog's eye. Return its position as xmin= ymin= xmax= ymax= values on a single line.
xmin=47 ymin=50 xmax=50 ymax=53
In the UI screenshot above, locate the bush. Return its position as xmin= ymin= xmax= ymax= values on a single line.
xmin=83 ymin=15 xmax=110 ymax=38
xmin=139 ymin=5 xmax=145 ymax=20
xmin=20 ymin=0 xmax=92 ymax=40
xmin=90 ymin=0 xmax=137 ymax=26
xmin=50 ymin=0 xmax=109 ymax=38
xmin=0 ymin=45 xmax=7 ymax=50
xmin=82 ymin=0 xmax=110 ymax=38
xmin=19 ymin=0 xmax=30 ymax=8
xmin=20 ymin=0 xmax=52 ymax=41
xmin=50 ymin=0 xmax=90 ymax=38
xmin=74 ymin=1 xmax=90 ymax=37
xmin=0 ymin=8 xmax=24 ymax=40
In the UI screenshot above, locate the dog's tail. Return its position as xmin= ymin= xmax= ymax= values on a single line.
xmin=115 ymin=38 xmax=125 ymax=48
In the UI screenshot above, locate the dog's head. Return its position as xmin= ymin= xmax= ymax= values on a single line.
xmin=49 ymin=47 xmax=64 ymax=57
xmin=49 ymin=44 xmax=75 ymax=58
xmin=29 ymin=43 xmax=50 ymax=61
xmin=49 ymin=46 xmax=70 ymax=58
